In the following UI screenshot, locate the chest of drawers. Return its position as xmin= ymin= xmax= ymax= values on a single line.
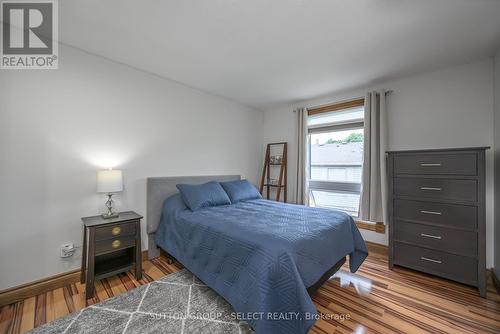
xmin=387 ymin=147 xmax=488 ymax=297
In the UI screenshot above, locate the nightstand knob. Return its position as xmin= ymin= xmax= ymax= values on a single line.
xmin=111 ymin=226 xmax=121 ymax=236
xmin=112 ymin=240 xmax=121 ymax=248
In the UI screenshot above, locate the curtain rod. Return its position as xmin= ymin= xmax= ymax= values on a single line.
xmin=294 ymin=90 xmax=394 ymax=112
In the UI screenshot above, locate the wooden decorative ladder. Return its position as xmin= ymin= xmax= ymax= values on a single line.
xmin=259 ymin=142 xmax=287 ymax=202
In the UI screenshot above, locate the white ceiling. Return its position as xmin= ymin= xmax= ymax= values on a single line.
xmin=59 ymin=0 xmax=500 ymax=109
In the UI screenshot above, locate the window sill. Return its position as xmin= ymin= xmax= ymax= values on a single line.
xmin=355 ymin=220 xmax=386 ymax=234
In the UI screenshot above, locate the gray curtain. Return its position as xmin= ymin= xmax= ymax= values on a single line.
xmin=360 ymin=91 xmax=388 ymax=223
xmin=295 ymin=108 xmax=309 ymax=205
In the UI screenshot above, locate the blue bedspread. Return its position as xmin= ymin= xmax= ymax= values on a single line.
xmin=155 ymin=196 xmax=367 ymax=334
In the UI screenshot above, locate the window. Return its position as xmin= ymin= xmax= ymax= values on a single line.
xmin=307 ymin=99 xmax=364 ymax=216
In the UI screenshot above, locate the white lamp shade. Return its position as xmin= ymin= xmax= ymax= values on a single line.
xmin=97 ymin=170 xmax=123 ymax=193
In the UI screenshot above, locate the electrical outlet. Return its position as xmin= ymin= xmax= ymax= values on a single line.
xmin=60 ymin=243 xmax=75 ymax=258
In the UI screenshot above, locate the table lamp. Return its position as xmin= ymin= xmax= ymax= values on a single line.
xmin=97 ymin=169 xmax=123 ymax=219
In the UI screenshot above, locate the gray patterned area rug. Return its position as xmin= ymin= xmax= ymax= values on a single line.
xmin=29 ymin=270 xmax=253 ymax=334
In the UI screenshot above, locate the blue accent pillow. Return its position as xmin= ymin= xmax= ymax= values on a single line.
xmin=176 ymin=181 xmax=231 ymax=211
xmin=220 ymin=179 xmax=262 ymax=203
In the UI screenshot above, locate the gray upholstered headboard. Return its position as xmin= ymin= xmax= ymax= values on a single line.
xmin=146 ymin=175 xmax=240 ymax=259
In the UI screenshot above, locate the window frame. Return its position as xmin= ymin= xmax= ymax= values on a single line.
xmin=307 ymin=98 xmax=365 ymax=217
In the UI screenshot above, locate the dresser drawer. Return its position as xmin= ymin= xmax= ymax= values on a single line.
xmin=394 ymin=153 xmax=477 ymax=176
xmin=95 ymin=222 xmax=136 ymax=241
xmin=393 ymin=242 xmax=477 ymax=285
xmin=95 ymin=236 xmax=136 ymax=255
xmin=394 ymin=178 xmax=477 ymax=202
xmin=394 ymin=199 xmax=477 ymax=230
xmin=394 ymin=221 xmax=477 ymax=257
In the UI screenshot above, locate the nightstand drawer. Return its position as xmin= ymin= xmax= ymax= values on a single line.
xmin=394 ymin=153 xmax=477 ymax=176
xmin=394 ymin=221 xmax=477 ymax=257
xmin=394 ymin=177 xmax=477 ymax=202
xmin=95 ymin=236 xmax=136 ymax=255
xmin=394 ymin=242 xmax=477 ymax=285
xmin=95 ymin=222 xmax=136 ymax=241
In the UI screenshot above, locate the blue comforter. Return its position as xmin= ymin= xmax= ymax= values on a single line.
xmin=155 ymin=196 xmax=367 ymax=334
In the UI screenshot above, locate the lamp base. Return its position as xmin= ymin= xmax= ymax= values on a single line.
xmin=102 ymin=193 xmax=119 ymax=219
xmin=101 ymin=212 xmax=119 ymax=219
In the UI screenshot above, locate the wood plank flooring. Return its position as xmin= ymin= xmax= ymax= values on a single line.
xmin=1 ymin=252 xmax=499 ymax=334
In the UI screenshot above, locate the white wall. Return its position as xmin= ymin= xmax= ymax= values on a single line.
xmin=263 ymin=59 xmax=495 ymax=266
xmin=494 ymin=49 xmax=500 ymax=276
xmin=0 ymin=44 xmax=264 ymax=290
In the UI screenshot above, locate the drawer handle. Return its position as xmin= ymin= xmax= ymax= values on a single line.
xmin=420 ymin=233 xmax=442 ymax=240
xmin=420 ymin=163 xmax=442 ymax=167
xmin=111 ymin=226 xmax=122 ymax=235
xmin=420 ymin=210 xmax=442 ymax=215
xmin=420 ymin=256 xmax=442 ymax=264
xmin=112 ymin=240 xmax=121 ymax=248
xmin=420 ymin=187 xmax=442 ymax=191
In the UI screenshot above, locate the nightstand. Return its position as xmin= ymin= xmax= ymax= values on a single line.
xmin=80 ymin=211 xmax=143 ymax=299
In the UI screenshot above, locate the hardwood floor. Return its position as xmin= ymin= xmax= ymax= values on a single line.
xmin=1 ymin=252 xmax=499 ymax=334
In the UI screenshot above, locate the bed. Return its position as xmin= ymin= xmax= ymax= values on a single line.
xmin=147 ymin=175 xmax=367 ymax=334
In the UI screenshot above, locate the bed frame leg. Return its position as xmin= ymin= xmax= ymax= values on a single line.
xmin=148 ymin=233 xmax=175 ymax=264
xmin=307 ymin=257 xmax=346 ymax=295
xmin=148 ymin=233 xmax=160 ymax=260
